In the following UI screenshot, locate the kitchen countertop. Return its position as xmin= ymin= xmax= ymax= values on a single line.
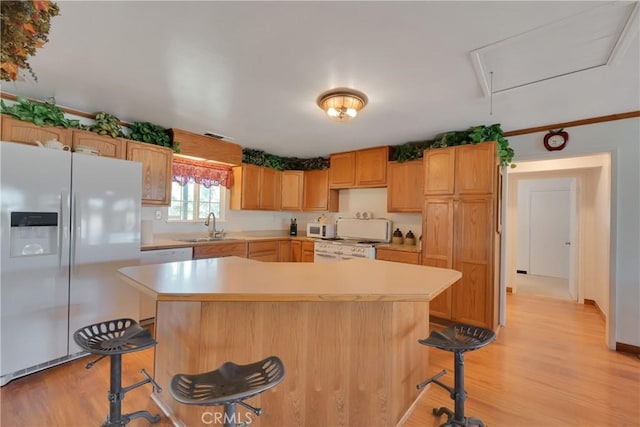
xmin=141 ymin=231 xmax=315 ymax=250
xmin=141 ymin=231 xmax=420 ymax=252
xmin=375 ymin=243 xmax=421 ymax=253
xmin=118 ymin=256 xmax=459 ymax=302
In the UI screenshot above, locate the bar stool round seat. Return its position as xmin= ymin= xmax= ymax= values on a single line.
xmin=417 ymin=323 xmax=496 ymax=427
xmin=73 ymin=318 xmax=162 ymax=427
xmin=74 ymin=318 xmax=157 ymax=355
xmin=170 ymin=356 xmax=285 ymax=427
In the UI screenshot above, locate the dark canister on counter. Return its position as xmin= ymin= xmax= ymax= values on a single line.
xmin=290 ymin=218 xmax=297 ymax=236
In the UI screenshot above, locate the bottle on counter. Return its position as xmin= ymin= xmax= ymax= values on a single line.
xmin=290 ymin=218 xmax=297 ymax=236
xmin=392 ymin=228 xmax=404 ymax=245
xmin=405 ymin=230 xmax=416 ymax=246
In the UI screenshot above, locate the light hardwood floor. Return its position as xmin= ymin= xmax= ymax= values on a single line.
xmin=1 ymin=294 xmax=638 ymax=427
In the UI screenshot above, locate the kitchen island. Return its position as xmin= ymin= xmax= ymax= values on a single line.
xmin=118 ymin=256 xmax=461 ymax=427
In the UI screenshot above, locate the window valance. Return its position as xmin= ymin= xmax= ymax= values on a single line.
xmin=172 ymin=157 xmax=233 ymax=189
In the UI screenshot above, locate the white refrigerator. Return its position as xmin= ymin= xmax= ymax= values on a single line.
xmin=0 ymin=142 xmax=142 ymax=385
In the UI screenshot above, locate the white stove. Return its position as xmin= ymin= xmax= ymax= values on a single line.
xmin=313 ymin=219 xmax=391 ymax=263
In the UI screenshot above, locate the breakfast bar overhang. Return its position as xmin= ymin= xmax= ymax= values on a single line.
xmin=118 ymin=256 xmax=461 ymax=427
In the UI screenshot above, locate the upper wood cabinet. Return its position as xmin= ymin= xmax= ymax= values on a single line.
xmin=260 ymin=167 xmax=281 ymax=210
xmin=169 ymin=128 xmax=242 ymax=165
xmin=126 ymin=141 xmax=173 ymax=206
xmin=232 ymin=163 xmax=260 ymax=209
xmin=329 ymin=151 xmax=356 ymax=188
xmin=387 ymin=160 xmax=424 ymax=212
xmin=1 ymin=115 xmax=72 ymax=146
xmin=424 ymin=142 xmax=497 ymax=196
xmin=230 ymin=164 xmax=281 ymax=211
xmin=280 ymin=170 xmax=304 ymax=211
xmin=357 ymin=146 xmax=389 ymax=187
xmin=329 ymin=146 xmax=389 ymax=189
xmin=303 ymin=169 xmax=338 ymax=212
xmin=455 ymin=143 xmax=498 ymax=195
xmin=423 ymin=148 xmax=455 ymax=195
xmin=71 ymin=129 xmax=126 ymax=159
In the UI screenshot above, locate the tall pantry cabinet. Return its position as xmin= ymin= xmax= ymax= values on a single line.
xmin=421 ymin=142 xmax=501 ymax=329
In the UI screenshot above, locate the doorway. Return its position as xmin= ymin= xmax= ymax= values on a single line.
xmin=502 ymin=153 xmax=612 ymax=345
xmin=515 ymin=178 xmax=577 ymax=301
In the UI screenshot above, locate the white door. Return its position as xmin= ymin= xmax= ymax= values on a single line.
xmin=529 ymin=190 xmax=570 ymax=278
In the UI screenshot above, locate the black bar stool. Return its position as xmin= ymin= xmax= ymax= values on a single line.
xmin=169 ymin=356 xmax=285 ymax=427
xmin=73 ymin=318 xmax=162 ymax=427
xmin=417 ymin=323 xmax=496 ymax=427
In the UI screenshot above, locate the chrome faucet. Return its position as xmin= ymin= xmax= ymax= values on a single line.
xmin=204 ymin=212 xmax=223 ymax=238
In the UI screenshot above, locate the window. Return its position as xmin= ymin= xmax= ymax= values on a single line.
xmin=168 ymin=181 xmax=224 ymax=221
xmin=168 ymin=157 xmax=233 ymax=222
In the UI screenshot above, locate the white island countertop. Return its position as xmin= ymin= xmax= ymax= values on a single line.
xmin=118 ymin=256 xmax=461 ymax=302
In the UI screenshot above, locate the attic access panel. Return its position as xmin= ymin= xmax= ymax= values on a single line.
xmin=471 ymin=2 xmax=638 ymax=96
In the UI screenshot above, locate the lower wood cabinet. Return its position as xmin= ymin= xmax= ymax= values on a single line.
xmin=278 ymin=240 xmax=291 ymax=262
xmin=248 ymin=241 xmax=278 ymax=262
xmin=301 ymin=241 xmax=315 ymax=262
xmin=422 ymin=196 xmax=498 ymax=328
xmin=291 ymin=240 xmax=314 ymax=262
xmin=291 ymin=241 xmax=302 ymax=262
xmin=193 ymin=242 xmax=248 ymax=259
xmin=375 ymin=247 xmax=421 ymax=265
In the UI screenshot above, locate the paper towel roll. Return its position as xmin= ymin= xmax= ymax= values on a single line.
xmin=141 ymin=220 xmax=153 ymax=244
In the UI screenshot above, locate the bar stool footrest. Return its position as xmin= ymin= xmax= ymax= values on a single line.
xmin=433 ymin=406 xmax=486 ymax=426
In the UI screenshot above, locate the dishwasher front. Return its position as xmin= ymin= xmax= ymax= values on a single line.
xmin=138 ymin=247 xmax=193 ymax=322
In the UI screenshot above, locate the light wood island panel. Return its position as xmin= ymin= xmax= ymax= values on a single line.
xmin=118 ymin=257 xmax=460 ymax=426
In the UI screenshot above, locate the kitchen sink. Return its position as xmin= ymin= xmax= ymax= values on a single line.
xmin=177 ymin=237 xmax=236 ymax=243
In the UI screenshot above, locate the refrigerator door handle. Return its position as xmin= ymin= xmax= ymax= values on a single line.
xmin=59 ymin=191 xmax=66 ymax=272
xmin=71 ymin=193 xmax=78 ymax=271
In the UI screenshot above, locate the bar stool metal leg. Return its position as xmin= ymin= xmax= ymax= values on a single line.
xmin=73 ymin=318 xmax=162 ymax=426
xmin=417 ymin=324 xmax=496 ymax=427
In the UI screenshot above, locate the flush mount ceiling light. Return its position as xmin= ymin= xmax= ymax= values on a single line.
xmin=316 ymin=88 xmax=368 ymax=121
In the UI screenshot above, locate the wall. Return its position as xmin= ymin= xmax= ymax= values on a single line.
xmin=506 ymin=118 xmax=638 ymax=347
xmin=144 ymin=186 xmax=422 ymax=238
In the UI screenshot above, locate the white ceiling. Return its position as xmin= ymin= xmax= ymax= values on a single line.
xmin=3 ymin=1 xmax=639 ymax=158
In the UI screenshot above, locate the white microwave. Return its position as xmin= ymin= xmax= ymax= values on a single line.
xmin=306 ymin=223 xmax=337 ymax=239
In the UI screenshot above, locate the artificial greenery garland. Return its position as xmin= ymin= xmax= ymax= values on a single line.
xmin=242 ymin=149 xmax=329 ymax=171
xmin=128 ymin=121 xmax=180 ymax=152
xmin=391 ymin=124 xmax=515 ymax=167
xmin=243 ymin=123 xmax=515 ymax=171
xmin=1 ymin=96 xmax=80 ymax=128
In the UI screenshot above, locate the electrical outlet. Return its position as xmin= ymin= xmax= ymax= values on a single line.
xmin=155 ymin=210 xmax=162 ymax=220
